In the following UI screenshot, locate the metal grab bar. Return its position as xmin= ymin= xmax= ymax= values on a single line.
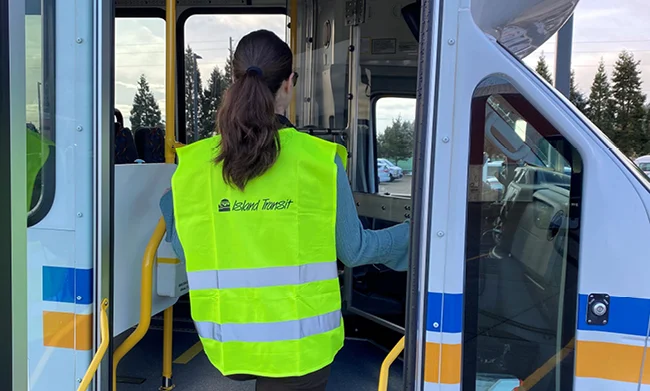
xmin=378 ymin=336 xmax=405 ymax=391
xmin=112 ymin=217 xmax=167 ymax=391
xmin=77 ymin=299 xmax=110 ymax=391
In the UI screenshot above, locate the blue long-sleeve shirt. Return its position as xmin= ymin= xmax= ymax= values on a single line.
xmin=159 ymin=155 xmax=410 ymax=271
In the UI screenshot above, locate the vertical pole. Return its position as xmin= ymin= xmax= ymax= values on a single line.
xmin=192 ymin=56 xmax=198 ymax=142
xmin=229 ymin=37 xmax=234 ymax=83
xmin=2 ymin=0 xmax=27 ymax=389
xmin=164 ymin=0 xmax=177 ymax=164
xmin=289 ymin=0 xmax=298 ymax=124
xmin=161 ymin=307 xmax=174 ymax=390
xmin=162 ymin=0 xmax=177 ymax=388
xmin=37 ymin=82 xmax=42 ymax=131
xmin=555 ymin=15 xmax=573 ymax=98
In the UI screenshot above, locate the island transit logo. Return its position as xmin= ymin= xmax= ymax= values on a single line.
xmin=218 ymin=198 xmax=294 ymax=212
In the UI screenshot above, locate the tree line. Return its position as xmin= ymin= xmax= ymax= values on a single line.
xmin=129 ymin=47 xmax=650 ymax=160
xmin=379 ymin=50 xmax=650 ymax=164
xmin=536 ymin=51 xmax=649 ymax=157
xmin=129 ymin=45 xmax=233 ymax=141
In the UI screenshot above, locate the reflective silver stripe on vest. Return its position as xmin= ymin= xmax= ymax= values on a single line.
xmin=195 ymin=309 xmax=342 ymax=343
xmin=187 ymin=261 xmax=337 ymax=290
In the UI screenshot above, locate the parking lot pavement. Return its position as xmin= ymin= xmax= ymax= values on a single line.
xmin=379 ymin=175 xmax=412 ymax=195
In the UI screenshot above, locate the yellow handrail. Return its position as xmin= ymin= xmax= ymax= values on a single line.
xmin=112 ymin=217 xmax=167 ymax=391
xmin=378 ymin=336 xmax=405 ymax=391
xmin=164 ymin=0 xmax=177 ymax=163
xmin=515 ymin=338 xmax=575 ymax=391
xmin=77 ymin=299 xmax=110 ymax=391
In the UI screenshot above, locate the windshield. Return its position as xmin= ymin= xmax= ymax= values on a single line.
xmin=638 ymin=162 xmax=650 ymax=171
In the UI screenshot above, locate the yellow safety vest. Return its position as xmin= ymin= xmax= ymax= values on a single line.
xmin=171 ymin=127 xmax=348 ymax=377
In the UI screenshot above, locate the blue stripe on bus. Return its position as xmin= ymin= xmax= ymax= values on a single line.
xmin=42 ymin=266 xmax=92 ymax=305
xmin=577 ymin=294 xmax=650 ymax=337
xmin=426 ymin=292 xmax=463 ymax=333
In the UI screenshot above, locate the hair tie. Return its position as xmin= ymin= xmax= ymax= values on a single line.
xmin=246 ymin=66 xmax=263 ymax=76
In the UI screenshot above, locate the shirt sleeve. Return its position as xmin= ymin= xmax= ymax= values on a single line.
xmin=334 ymin=155 xmax=410 ymax=272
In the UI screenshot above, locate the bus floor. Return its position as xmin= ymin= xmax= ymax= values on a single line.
xmin=114 ymin=325 xmax=404 ymax=390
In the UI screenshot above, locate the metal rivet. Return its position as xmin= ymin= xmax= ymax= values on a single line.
xmin=77 ymin=212 xmax=83 ymax=217
xmin=437 ymin=231 xmax=444 ymax=237
xmin=77 ymin=378 xmax=82 ymax=383
xmin=603 ymin=320 xmax=608 ymax=324
xmin=433 ymin=322 xmax=439 ymax=328
xmin=587 ymin=319 xmax=592 ymax=323
xmin=76 ymin=125 xmax=83 ymax=132
xmin=76 ymin=37 xmax=83 ymax=43
xmin=76 ymin=296 xmax=82 ymax=300
xmin=447 ymin=38 xmax=455 ymax=45
xmin=442 ymin=136 xmax=449 ymax=143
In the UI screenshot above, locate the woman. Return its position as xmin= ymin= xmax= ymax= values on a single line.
xmin=160 ymin=29 xmax=410 ymax=391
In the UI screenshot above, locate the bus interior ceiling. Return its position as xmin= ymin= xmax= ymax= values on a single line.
xmin=112 ymin=0 xmax=419 ymax=389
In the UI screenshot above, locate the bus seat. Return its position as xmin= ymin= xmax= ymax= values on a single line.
xmin=113 ymin=163 xmax=182 ymax=336
xmin=114 ymin=109 xmax=139 ymax=164
xmin=134 ymin=127 xmax=165 ymax=163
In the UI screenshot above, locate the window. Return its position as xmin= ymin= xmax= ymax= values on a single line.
xmin=462 ymin=77 xmax=581 ymax=390
xmin=182 ymin=13 xmax=288 ymax=143
xmin=114 ymin=16 xmax=166 ymax=164
xmin=374 ymin=97 xmax=416 ymax=196
xmin=26 ymin=0 xmax=55 ymax=226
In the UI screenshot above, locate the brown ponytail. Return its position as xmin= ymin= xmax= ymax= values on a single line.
xmin=215 ymin=30 xmax=293 ymax=191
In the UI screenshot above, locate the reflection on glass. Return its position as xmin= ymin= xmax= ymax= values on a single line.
xmin=463 ymin=78 xmax=580 ymax=391
xmin=26 ymin=2 xmax=55 ymax=225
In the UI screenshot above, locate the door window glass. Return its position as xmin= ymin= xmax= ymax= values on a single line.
xmin=463 ymin=76 xmax=581 ymax=391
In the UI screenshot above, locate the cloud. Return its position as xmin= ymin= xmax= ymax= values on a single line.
xmin=113 ymin=3 xmax=650 ymax=132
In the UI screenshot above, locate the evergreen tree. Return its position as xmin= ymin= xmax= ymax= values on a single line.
xmin=377 ymin=116 xmax=414 ymax=164
xmin=611 ymin=50 xmax=647 ymax=155
xmin=200 ymin=66 xmax=228 ymax=139
xmin=535 ymin=53 xmax=553 ymax=84
xmin=587 ymin=59 xmax=616 ymax=137
xmin=224 ymin=46 xmax=234 ymax=86
xmin=130 ymin=74 xmax=162 ymax=130
xmin=569 ymin=69 xmax=588 ymax=113
xmin=185 ymin=46 xmax=204 ymax=142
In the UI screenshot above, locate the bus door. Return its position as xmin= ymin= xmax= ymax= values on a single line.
xmin=409 ymin=0 xmax=650 ymax=390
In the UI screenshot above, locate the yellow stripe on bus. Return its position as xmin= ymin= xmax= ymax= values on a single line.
xmin=424 ymin=342 xmax=461 ymax=384
xmin=576 ymin=340 xmax=649 ymax=384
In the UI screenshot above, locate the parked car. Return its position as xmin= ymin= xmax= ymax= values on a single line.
xmin=377 ymin=158 xmax=404 ymax=180
xmin=377 ymin=162 xmax=392 ymax=183
xmin=634 ymin=155 xmax=650 ymax=177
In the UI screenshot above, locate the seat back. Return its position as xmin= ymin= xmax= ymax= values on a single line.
xmin=135 ymin=127 xmax=165 ymax=163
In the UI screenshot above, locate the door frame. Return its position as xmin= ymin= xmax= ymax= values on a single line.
xmin=92 ymin=0 xmax=115 ymax=389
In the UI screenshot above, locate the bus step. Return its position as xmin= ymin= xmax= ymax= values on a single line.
xmin=116 ymin=376 xmax=146 ymax=384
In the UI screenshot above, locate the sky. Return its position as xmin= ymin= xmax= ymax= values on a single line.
xmin=64 ymin=0 xmax=650 ymax=132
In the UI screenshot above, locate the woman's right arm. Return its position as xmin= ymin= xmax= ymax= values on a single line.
xmin=334 ymin=156 xmax=410 ymax=272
